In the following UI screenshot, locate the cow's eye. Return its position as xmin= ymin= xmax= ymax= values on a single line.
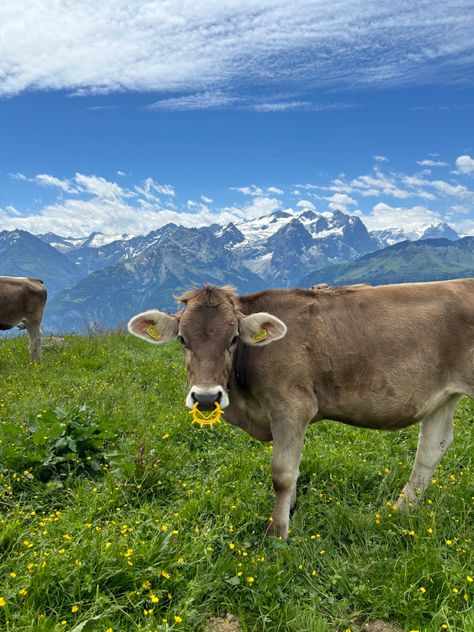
xmin=177 ymin=335 xmax=188 ymax=348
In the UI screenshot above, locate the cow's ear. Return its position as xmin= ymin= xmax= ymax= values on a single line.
xmin=128 ymin=310 xmax=178 ymax=345
xmin=239 ymin=312 xmax=287 ymax=346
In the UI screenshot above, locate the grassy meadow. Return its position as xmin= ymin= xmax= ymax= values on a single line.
xmin=0 ymin=333 xmax=473 ymax=631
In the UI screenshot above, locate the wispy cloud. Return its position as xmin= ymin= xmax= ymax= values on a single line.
xmin=146 ymin=91 xmax=354 ymax=112
xmin=249 ymin=101 xmax=354 ymax=113
xmin=416 ymin=159 xmax=448 ymax=167
xmin=232 ymin=185 xmax=284 ymax=196
xmin=373 ymin=155 xmax=389 ymax=162
xmin=147 ymin=91 xmax=239 ymax=111
xmin=1 ymin=1 xmax=473 ymax=98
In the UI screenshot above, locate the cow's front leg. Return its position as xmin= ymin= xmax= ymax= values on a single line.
xmin=268 ymin=415 xmax=310 ymax=539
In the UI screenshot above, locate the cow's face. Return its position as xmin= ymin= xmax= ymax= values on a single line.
xmin=128 ymin=292 xmax=287 ymax=410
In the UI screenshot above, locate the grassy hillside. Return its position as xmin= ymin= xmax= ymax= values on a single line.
xmin=301 ymin=237 xmax=474 ymax=287
xmin=0 ymin=334 xmax=473 ymax=631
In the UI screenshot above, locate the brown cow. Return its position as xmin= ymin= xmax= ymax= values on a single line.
xmin=128 ymin=280 xmax=474 ymax=538
xmin=0 ymin=276 xmax=47 ymax=361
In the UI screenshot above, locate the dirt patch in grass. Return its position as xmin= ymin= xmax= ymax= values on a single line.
xmin=355 ymin=619 xmax=403 ymax=632
xmin=205 ymin=614 xmax=242 ymax=632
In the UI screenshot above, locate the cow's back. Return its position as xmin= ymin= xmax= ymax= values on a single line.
xmin=236 ymin=280 xmax=474 ymax=430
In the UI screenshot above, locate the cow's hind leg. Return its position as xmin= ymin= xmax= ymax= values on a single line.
xmin=25 ymin=321 xmax=42 ymax=361
xmin=395 ymin=397 xmax=459 ymax=510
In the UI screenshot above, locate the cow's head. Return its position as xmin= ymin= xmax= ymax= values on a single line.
xmin=128 ymin=285 xmax=287 ymax=410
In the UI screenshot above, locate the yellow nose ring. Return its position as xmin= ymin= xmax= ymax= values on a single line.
xmin=190 ymin=402 xmax=223 ymax=427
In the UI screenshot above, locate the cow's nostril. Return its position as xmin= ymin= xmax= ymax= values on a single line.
xmin=216 ymin=391 xmax=222 ymax=403
xmin=191 ymin=392 xmax=198 ymax=403
xmin=194 ymin=393 xmax=219 ymax=411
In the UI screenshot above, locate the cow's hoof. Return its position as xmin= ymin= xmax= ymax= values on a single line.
xmin=394 ymin=490 xmax=418 ymax=512
xmin=266 ymin=521 xmax=289 ymax=540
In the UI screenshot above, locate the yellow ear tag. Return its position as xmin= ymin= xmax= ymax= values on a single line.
xmin=190 ymin=402 xmax=223 ymax=428
xmin=253 ymin=328 xmax=268 ymax=343
xmin=146 ymin=324 xmax=161 ymax=341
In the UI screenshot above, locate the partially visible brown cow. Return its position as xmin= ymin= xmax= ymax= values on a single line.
xmin=0 ymin=276 xmax=47 ymax=361
xmin=128 ymin=281 xmax=474 ymax=539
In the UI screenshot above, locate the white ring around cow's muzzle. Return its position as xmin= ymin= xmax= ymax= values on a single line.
xmin=186 ymin=385 xmax=229 ymax=409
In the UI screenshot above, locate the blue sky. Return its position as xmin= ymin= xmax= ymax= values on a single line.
xmin=0 ymin=0 xmax=473 ymax=237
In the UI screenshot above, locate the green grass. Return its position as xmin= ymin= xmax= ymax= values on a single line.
xmin=0 ymin=333 xmax=473 ymax=632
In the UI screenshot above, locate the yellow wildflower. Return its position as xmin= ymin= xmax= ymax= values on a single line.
xmin=71 ymin=605 xmax=79 ymax=613
xmin=0 ymin=598 xmax=6 ymax=607
xmin=174 ymin=615 xmax=183 ymax=623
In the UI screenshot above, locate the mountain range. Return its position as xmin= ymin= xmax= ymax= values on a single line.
xmin=1 ymin=209 xmax=471 ymax=331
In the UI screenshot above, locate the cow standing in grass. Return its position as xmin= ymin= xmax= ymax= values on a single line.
xmin=0 ymin=276 xmax=47 ymax=361
xmin=128 ymin=281 xmax=474 ymax=539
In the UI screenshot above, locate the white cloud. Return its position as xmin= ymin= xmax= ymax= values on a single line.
xmin=363 ymin=202 xmax=441 ymax=233
xmin=232 ymin=185 xmax=283 ymax=196
xmin=321 ymin=166 xmax=474 ymax=203
xmin=147 ymin=91 xmax=239 ymax=111
xmin=373 ymin=155 xmax=388 ymax=162
xmin=74 ymin=173 xmax=132 ymax=200
xmin=35 ymin=174 xmax=76 ymax=193
xmin=455 ymin=154 xmax=474 ymax=175
xmin=416 ymin=159 xmax=448 ymax=167
xmin=296 ymin=199 xmax=317 ymax=211
xmin=326 ymin=193 xmax=357 ymax=211
xmin=250 ymin=101 xmax=354 ymax=113
xmin=266 ymin=186 xmax=284 ymax=195
xmin=0 ymin=1 xmax=473 ymax=97
xmin=349 ymin=168 xmax=415 ymax=199
xmin=3 ymin=160 xmax=473 ymax=238
xmin=134 ymin=178 xmax=176 ymax=201
xmin=10 ymin=171 xmax=77 ymax=193
xmin=0 ymin=169 xmax=282 ymax=236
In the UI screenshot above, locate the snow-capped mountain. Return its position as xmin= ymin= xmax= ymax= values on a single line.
xmin=39 ymin=231 xmax=135 ymax=253
xmin=0 ymin=229 xmax=82 ymax=294
xmin=420 ymin=223 xmax=459 ymax=241
xmin=370 ymin=222 xmax=460 ymax=249
xmin=227 ymin=208 xmax=378 ymax=283
xmin=1 ymin=209 xmax=465 ymax=331
xmin=370 ymin=228 xmax=416 ymax=249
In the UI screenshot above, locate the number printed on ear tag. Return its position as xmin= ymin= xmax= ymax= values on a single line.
xmin=146 ymin=324 xmax=161 ymax=340
xmin=253 ymin=328 xmax=268 ymax=343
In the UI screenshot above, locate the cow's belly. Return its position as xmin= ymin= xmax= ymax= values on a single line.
xmin=316 ymin=385 xmax=461 ymax=431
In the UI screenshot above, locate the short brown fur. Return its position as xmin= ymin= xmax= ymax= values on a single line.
xmin=138 ymin=279 xmax=474 ymax=537
xmin=0 ymin=276 xmax=47 ymax=361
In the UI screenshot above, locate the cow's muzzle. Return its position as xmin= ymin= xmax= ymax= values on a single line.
xmin=186 ymin=385 xmax=229 ymax=410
